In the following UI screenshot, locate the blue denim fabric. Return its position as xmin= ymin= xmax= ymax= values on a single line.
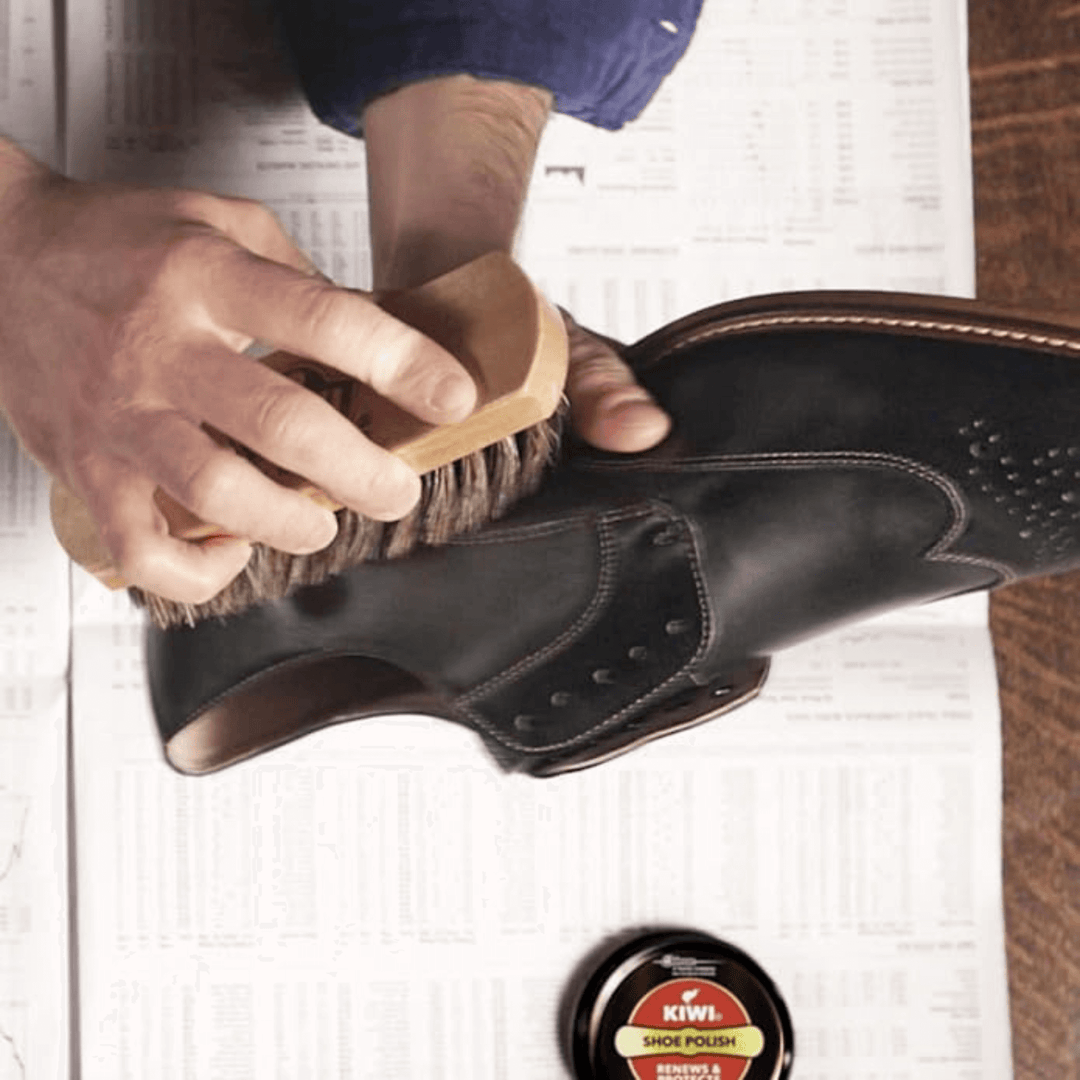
xmin=275 ymin=0 xmax=704 ymax=135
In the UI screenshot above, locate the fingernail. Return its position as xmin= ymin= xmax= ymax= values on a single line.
xmin=609 ymin=395 xmax=660 ymax=421
xmin=292 ymin=511 xmax=338 ymax=553
xmin=202 ymin=535 xmax=252 ymax=554
xmin=298 ymin=484 xmax=344 ymax=513
xmin=426 ymin=372 xmax=476 ymax=422
xmin=364 ymin=461 xmax=422 ymax=521
xmin=603 ymin=399 xmax=672 ymax=452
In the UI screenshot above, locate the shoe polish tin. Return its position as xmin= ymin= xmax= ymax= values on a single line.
xmin=567 ymin=930 xmax=793 ymax=1080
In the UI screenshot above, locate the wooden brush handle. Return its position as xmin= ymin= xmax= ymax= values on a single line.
xmin=51 ymin=252 xmax=568 ymax=589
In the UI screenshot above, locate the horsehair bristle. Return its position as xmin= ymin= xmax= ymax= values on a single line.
xmin=130 ymin=401 xmax=567 ymax=629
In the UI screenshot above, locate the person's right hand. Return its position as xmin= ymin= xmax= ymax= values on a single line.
xmin=0 ymin=141 xmax=476 ymax=604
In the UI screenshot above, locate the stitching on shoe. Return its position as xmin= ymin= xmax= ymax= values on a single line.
xmin=445 ymin=518 xmax=590 ymax=545
xmin=519 ymin=514 xmax=714 ymax=754
xmin=444 ymin=502 xmax=676 ymax=545
xmin=580 ymin=449 xmax=1019 ymax=583
xmin=457 ymin=503 xmax=714 ymax=755
xmin=457 ymin=515 xmax=620 ymax=709
xmin=659 ymin=312 xmax=1080 ymax=355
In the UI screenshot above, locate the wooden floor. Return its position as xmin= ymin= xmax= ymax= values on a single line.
xmin=970 ymin=2 xmax=1080 ymax=1076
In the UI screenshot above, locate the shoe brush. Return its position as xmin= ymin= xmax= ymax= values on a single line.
xmin=50 ymin=252 xmax=570 ymax=627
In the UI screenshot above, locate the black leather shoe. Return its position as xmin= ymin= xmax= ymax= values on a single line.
xmin=148 ymin=290 xmax=1080 ymax=776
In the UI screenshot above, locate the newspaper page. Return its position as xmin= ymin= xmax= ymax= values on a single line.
xmin=0 ymin=4 xmax=71 ymax=1079
xmin=71 ymin=590 xmax=1008 ymax=1080
xmin=64 ymin=0 xmax=376 ymax=289
xmin=518 ymin=0 xmax=976 ymax=332
xmin=0 ymin=0 xmax=58 ymax=166
xmin=0 ymin=433 xmax=72 ymax=1080
xmin=66 ymin=0 xmax=1011 ymax=1077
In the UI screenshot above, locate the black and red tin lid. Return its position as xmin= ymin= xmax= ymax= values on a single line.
xmin=566 ymin=929 xmax=794 ymax=1080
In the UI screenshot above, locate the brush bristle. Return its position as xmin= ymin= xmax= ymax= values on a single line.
xmin=130 ymin=401 xmax=567 ymax=629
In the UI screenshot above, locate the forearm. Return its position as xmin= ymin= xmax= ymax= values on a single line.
xmin=362 ymin=75 xmax=552 ymax=291
xmin=361 ymin=74 xmax=669 ymax=453
xmin=0 ymin=135 xmax=46 ymax=178
xmin=0 ymin=138 xmax=51 ymax=257
xmin=0 ymin=137 xmax=52 ymax=205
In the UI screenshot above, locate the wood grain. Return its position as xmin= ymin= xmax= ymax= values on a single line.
xmin=970 ymin=1 xmax=1080 ymax=1075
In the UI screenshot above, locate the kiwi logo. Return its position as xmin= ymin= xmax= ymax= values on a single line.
xmin=614 ymin=978 xmax=765 ymax=1080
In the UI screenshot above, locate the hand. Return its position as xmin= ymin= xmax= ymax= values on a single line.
xmin=561 ymin=311 xmax=671 ymax=452
xmin=0 ymin=140 xmax=476 ymax=603
xmin=363 ymin=76 xmax=671 ymax=455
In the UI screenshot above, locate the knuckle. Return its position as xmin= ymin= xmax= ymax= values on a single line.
xmin=114 ymin=540 xmax=230 ymax=605
xmin=163 ymin=187 xmax=221 ymax=221
xmin=250 ymin=381 xmax=318 ymax=455
xmin=159 ymin=228 xmax=230 ymax=280
xmin=172 ymin=452 xmax=241 ymax=519
xmin=235 ymin=197 xmax=284 ymax=236
xmin=349 ymin=317 xmax=427 ymax=396
xmin=66 ymin=454 xmax=104 ymax=502
xmin=568 ymin=350 xmax=632 ymax=395
xmin=568 ymin=326 xmax=621 ymax=364
xmin=355 ymin=463 xmax=421 ymax=521
xmin=215 ymin=193 xmax=287 ymax=243
xmin=295 ymin=283 xmax=363 ymax=358
xmin=132 ymin=230 xmax=233 ymax=313
xmin=109 ymin=533 xmax=159 ymax=592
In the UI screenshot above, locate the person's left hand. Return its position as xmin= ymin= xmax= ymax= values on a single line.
xmin=363 ymin=75 xmax=672 ymax=459
xmin=561 ymin=311 xmax=671 ymax=453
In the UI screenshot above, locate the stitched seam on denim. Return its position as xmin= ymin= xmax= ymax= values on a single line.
xmin=659 ymin=312 xmax=1080 ymax=355
xmin=458 ymin=505 xmax=712 ymax=754
xmin=582 ymin=449 xmax=1019 ymax=583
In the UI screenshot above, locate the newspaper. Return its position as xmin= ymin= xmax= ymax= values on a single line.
xmin=3 ymin=0 xmax=1013 ymax=1076
xmin=0 ymin=439 xmax=70 ymax=1080
xmin=0 ymin=0 xmax=58 ymax=166
xmin=0 ymin=5 xmax=71 ymax=1080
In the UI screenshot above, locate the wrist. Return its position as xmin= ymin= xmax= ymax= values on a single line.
xmin=0 ymin=139 xmax=58 ymax=282
xmin=363 ymin=75 xmax=552 ymax=290
xmin=0 ymin=137 xmax=53 ymax=206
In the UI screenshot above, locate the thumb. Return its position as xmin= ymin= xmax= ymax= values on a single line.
xmin=562 ymin=310 xmax=671 ymax=453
